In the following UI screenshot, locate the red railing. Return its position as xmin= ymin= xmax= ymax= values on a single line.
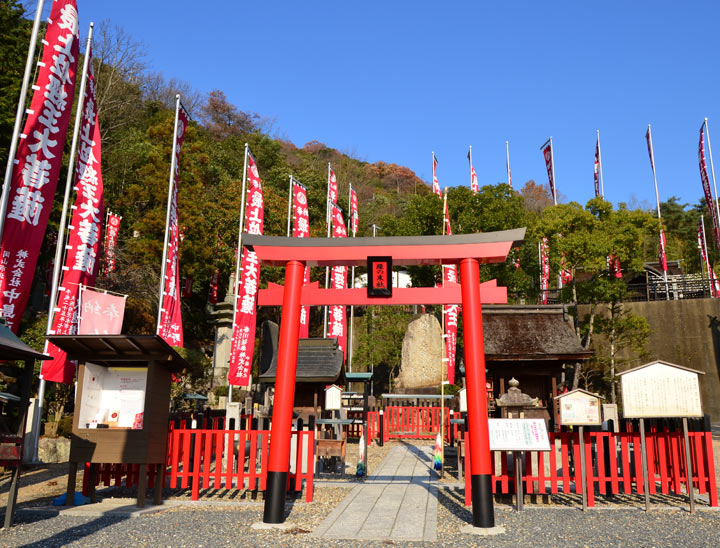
xmin=366 ymin=407 xmax=453 ymax=443
xmin=463 ymin=430 xmax=718 ymax=507
xmin=84 ymin=427 xmax=314 ymax=502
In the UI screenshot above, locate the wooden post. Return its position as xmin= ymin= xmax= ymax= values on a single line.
xmin=682 ymin=417 xmax=695 ymax=513
xmin=137 ymin=463 xmax=147 ymax=508
xmin=514 ymin=451 xmax=523 ymax=511
xmin=65 ymin=462 xmax=78 ymax=506
xmin=579 ymin=425 xmax=587 ymax=511
xmin=639 ymin=418 xmax=651 ymax=512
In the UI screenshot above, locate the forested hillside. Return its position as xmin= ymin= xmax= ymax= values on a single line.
xmin=2 ymin=1 xmax=718 ymax=401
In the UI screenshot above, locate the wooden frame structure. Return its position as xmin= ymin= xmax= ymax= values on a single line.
xmin=48 ymin=334 xmax=188 ymax=508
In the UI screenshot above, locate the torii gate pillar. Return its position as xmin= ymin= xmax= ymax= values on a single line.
xmin=459 ymin=257 xmax=494 ymax=528
xmin=263 ymin=260 xmax=305 ymax=523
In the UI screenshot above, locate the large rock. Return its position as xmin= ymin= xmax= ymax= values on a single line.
xmin=395 ymin=314 xmax=444 ymax=391
xmin=38 ymin=436 xmax=70 ymax=463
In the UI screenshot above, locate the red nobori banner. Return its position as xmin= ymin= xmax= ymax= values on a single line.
xmin=699 ymin=125 xmax=720 ymax=255
xmin=594 ymin=136 xmax=601 ymax=197
xmin=697 ymin=218 xmax=719 ymax=298
xmin=432 ymin=154 xmax=441 ymax=196
xmin=542 ymin=143 xmax=556 ymax=203
xmin=540 ymin=237 xmax=550 ymax=304
xmin=78 ymin=287 xmax=125 ymax=334
xmin=467 ymin=150 xmax=478 ymax=194
xmin=443 ymin=208 xmax=458 ymax=384
xmin=42 ymin=43 xmax=105 ymax=384
xmin=209 ymin=269 xmax=220 ymax=304
xmin=104 ymin=211 xmax=121 ymax=275
xmin=350 ymin=186 xmax=359 ymax=235
xmin=292 ymin=179 xmax=311 ymax=338
xmin=0 ymin=1 xmax=80 ymax=333
xmin=328 ymin=168 xmax=338 ymax=204
xmin=328 ymin=204 xmax=347 ymax=358
xmin=658 ymin=228 xmax=668 ymax=273
xmin=229 ymin=152 xmax=264 ymax=386
xmin=157 ymin=103 xmax=189 ymax=347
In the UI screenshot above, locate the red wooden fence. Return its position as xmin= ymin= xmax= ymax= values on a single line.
xmin=463 ymin=430 xmax=718 ymax=507
xmin=367 ymin=407 xmax=455 ymax=443
xmin=84 ymin=428 xmax=315 ymax=502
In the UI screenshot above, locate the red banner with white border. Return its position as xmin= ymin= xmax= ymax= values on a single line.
xmin=443 ymin=208 xmax=458 ymax=385
xmin=328 ymin=204 xmax=347 ymax=358
xmin=0 ymin=1 xmax=80 ymax=333
xmin=292 ymin=179 xmax=311 ymax=338
xmin=432 ymin=154 xmax=441 ymax=196
xmin=42 ymin=41 xmax=105 ymax=383
xmin=594 ymin=136 xmax=601 ymax=197
xmin=157 ymin=103 xmax=189 ymax=347
xmin=104 ymin=211 xmax=121 ymax=275
xmin=228 ymin=152 xmax=264 ymax=386
xmin=78 ymin=287 xmax=125 ymax=334
xmin=542 ymin=143 xmax=555 ymax=203
xmin=697 ymin=218 xmax=719 ymax=297
xmin=540 ymin=237 xmax=550 ymax=304
xmin=699 ymin=125 xmax=720 ymax=255
xmin=350 ymin=186 xmax=359 ymax=235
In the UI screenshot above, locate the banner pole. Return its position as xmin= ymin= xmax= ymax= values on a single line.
xmin=597 ymin=130 xmax=605 ymax=198
xmin=286 ymin=175 xmax=293 ymax=237
xmin=506 ymin=140 xmax=511 ymax=188
xmin=228 ymin=143 xmax=250 ymax=400
xmin=701 ymin=215 xmax=714 ymax=297
xmin=0 ymin=0 xmax=47 ymax=245
xmin=704 ymin=118 xmax=720 ymax=234
xmin=348 ymin=184 xmax=355 ymax=373
xmin=323 ymin=164 xmax=331 ymax=338
xmin=34 ymin=23 xmax=94 ymax=464
xmin=647 ymin=125 xmax=670 ymax=300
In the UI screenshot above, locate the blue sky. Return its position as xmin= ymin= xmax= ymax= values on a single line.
xmin=69 ymin=1 xmax=720 ymax=209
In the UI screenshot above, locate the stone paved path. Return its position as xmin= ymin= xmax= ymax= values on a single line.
xmin=312 ymin=444 xmax=438 ymax=542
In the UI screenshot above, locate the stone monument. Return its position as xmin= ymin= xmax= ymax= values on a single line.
xmin=395 ymin=314 xmax=443 ymax=392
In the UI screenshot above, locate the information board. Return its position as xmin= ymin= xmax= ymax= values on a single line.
xmin=558 ymin=391 xmax=602 ymax=426
xmin=77 ymin=363 xmax=148 ymax=429
xmin=620 ymin=362 xmax=703 ymax=418
xmin=488 ymin=418 xmax=550 ymax=451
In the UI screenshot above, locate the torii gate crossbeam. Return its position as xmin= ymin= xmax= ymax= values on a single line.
xmin=248 ymin=229 xmax=526 ymax=530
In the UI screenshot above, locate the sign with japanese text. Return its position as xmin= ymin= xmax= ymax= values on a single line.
xmin=42 ymin=41 xmax=105 ymax=384
xmin=157 ymin=102 xmax=189 ymax=347
xmin=0 ymin=1 xmax=79 ymax=333
xmin=328 ymin=204 xmax=347 ymax=358
xmin=557 ymin=389 xmax=602 ymax=426
xmin=229 ymin=151 xmax=264 ymax=386
xmin=367 ymin=256 xmax=392 ymax=297
xmin=77 ymin=287 xmax=125 ymax=334
xmin=292 ymin=179 xmax=311 ymax=338
xmin=488 ymin=418 xmax=551 ymax=451
xmin=104 ymin=211 xmax=121 ymax=275
xmin=620 ymin=361 xmax=703 ymax=418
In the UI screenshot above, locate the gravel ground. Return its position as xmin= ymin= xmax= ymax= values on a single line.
xmin=2 ymin=489 xmax=719 ymax=547
xmin=0 ymin=436 xmax=718 ymax=546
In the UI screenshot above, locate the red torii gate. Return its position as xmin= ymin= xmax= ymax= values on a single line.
xmin=246 ymin=229 xmax=525 ymax=529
